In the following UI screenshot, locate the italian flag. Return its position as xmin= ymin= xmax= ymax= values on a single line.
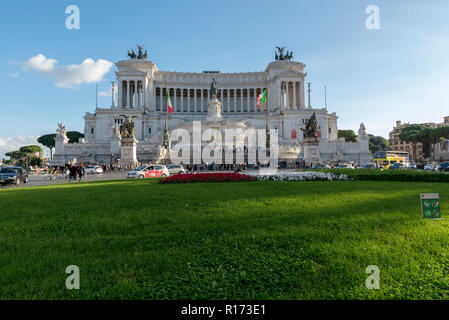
xmin=257 ymin=89 xmax=267 ymax=108
xmin=166 ymin=90 xmax=173 ymax=114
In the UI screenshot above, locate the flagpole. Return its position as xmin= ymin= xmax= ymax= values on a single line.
xmin=265 ymin=87 xmax=270 ymax=151
xmin=324 ymin=85 xmax=327 ymax=110
xmin=162 ymin=79 xmax=169 ymax=149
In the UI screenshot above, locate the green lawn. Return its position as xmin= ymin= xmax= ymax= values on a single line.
xmin=1 ymin=179 xmax=449 ymax=299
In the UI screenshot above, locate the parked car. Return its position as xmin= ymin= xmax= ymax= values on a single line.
xmin=127 ymin=165 xmax=169 ymax=179
xmin=335 ymin=163 xmax=354 ymax=169
xmin=389 ymin=162 xmax=409 ymax=170
xmin=166 ymin=164 xmax=186 ymax=175
xmin=313 ymin=163 xmax=331 ymax=169
xmin=360 ymin=163 xmax=376 ymax=169
xmin=85 ymin=165 xmax=103 ymax=174
xmin=424 ymin=164 xmax=437 ymax=171
xmin=438 ymin=162 xmax=449 ymax=172
xmin=409 ymin=163 xmax=417 ymax=169
xmin=0 ymin=166 xmax=29 ymax=185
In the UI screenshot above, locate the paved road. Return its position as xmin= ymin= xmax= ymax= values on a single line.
xmin=0 ymin=172 xmax=128 ymax=189
xmin=0 ymin=169 xmax=285 ymax=189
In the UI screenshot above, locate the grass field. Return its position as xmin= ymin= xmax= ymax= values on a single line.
xmin=1 ymin=179 xmax=449 ymax=299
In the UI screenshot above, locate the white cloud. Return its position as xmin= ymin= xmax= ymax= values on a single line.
xmin=23 ymin=54 xmax=57 ymax=72
xmin=98 ymin=90 xmax=111 ymax=97
xmin=21 ymin=54 xmax=113 ymax=88
xmin=0 ymin=135 xmax=42 ymax=159
xmin=7 ymin=73 xmax=19 ymax=78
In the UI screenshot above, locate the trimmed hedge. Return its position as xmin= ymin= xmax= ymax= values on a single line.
xmin=159 ymin=172 xmax=256 ymax=184
xmin=314 ymin=168 xmax=449 ymax=182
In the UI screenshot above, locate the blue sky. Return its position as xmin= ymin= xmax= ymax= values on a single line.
xmin=1 ymin=0 xmax=449 ymax=158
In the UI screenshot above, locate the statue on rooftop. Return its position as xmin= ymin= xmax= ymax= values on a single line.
xmin=137 ymin=45 xmax=145 ymax=59
xmin=127 ymin=49 xmax=137 ymax=59
xmin=56 ymin=123 xmax=67 ymax=137
xmin=275 ymin=47 xmax=294 ymax=61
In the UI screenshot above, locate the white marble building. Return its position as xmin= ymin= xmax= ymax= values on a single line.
xmin=52 ymin=48 xmax=371 ymax=165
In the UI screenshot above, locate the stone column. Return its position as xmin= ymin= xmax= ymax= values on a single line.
xmin=307 ymin=82 xmax=311 ymax=108
xmin=180 ymin=88 xmax=184 ymax=113
xmin=224 ymin=89 xmax=228 ymax=112
xmin=300 ymin=81 xmax=305 ymax=109
xmin=111 ymin=81 xmax=116 ymax=108
xmin=136 ymin=81 xmax=139 ymax=108
xmin=136 ymin=81 xmax=140 ymax=108
xmin=234 ymin=89 xmax=237 ymax=112
xmin=293 ymin=82 xmax=297 ymax=110
xmin=117 ymin=81 xmax=122 ymax=108
xmin=194 ymin=89 xmax=197 ymax=113
xmin=240 ymin=89 xmax=243 ymax=113
xmin=159 ymin=87 xmax=163 ymax=112
xmin=286 ymin=82 xmax=290 ymax=108
xmin=126 ymin=81 xmax=130 ymax=108
xmin=143 ymin=79 xmax=146 ymax=109
xmin=247 ymin=89 xmax=250 ymax=112
xmin=188 ymin=89 xmax=191 ymax=113
xmin=174 ymin=88 xmax=177 ymax=112
xmin=201 ymin=90 xmax=204 ymax=113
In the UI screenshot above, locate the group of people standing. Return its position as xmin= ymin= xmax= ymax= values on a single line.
xmin=68 ymin=163 xmax=86 ymax=182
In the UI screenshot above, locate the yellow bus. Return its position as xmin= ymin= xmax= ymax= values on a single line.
xmin=373 ymin=151 xmax=409 ymax=169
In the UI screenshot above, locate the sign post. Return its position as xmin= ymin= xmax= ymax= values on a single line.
xmin=420 ymin=193 xmax=441 ymax=219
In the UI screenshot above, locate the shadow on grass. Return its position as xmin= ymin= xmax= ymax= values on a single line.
xmin=0 ymin=179 xmax=448 ymax=299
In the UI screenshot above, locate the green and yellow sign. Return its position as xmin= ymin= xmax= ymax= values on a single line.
xmin=420 ymin=193 xmax=441 ymax=219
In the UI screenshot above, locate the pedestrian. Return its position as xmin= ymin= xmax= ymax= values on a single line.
xmin=77 ymin=163 xmax=86 ymax=182
xmin=68 ymin=163 xmax=78 ymax=182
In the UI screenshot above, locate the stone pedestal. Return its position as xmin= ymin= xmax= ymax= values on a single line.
xmin=120 ymin=137 xmax=138 ymax=165
xmin=52 ymin=134 xmax=69 ymax=165
xmin=207 ymin=97 xmax=222 ymax=121
xmin=156 ymin=146 xmax=170 ymax=164
xmin=303 ymin=137 xmax=320 ymax=166
xmin=357 ymin=135 xmax=371 ymax=165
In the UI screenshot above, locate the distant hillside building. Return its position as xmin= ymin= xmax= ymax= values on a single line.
xmin=388 ymin=117 xmax=449 ymax=161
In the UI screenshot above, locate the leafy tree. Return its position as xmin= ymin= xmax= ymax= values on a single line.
xmin=29 ymin=156 xmax=43 ymax=167
xmin=435 ymin=126 xmax=449 ymax=140
xmin=399 ymin=124 xmax=424 ymax=161
xmin=5 ymin=150 xmax=26 ymax=160
xmin=416 ymin=127 xmax=441 ymax=159
xmin=19 ymin=145 xmax=42 ymax=154
xmin=37 ymin=131 xmax=84 ymax=160
xmin=337 ymin=130 xmax=357 ymax=142
xmin=67 ymin=131 xmax=84 ymax=143
xmin=368 ymin=134 xmax=389 ymax=155
xmin=5 ymin=146 xmax=43 ymax=167
xmin=37 ymin=134 xmax=56 ymax=159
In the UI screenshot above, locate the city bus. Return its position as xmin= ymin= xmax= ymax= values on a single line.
xmin=373 ymin=151 xmax=409 ymax=169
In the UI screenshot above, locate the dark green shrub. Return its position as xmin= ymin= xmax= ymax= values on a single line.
xmin=313 ymin=169 xmax=449 ymax=183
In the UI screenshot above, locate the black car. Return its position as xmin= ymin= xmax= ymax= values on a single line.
xmin=438 ymin=162 xmax=449 ymax=172
xmin=0 ymin=166 xmax=29 ymax=185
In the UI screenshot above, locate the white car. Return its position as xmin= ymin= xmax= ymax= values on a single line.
xmin=335 ymin=163 xmax=354 ymax=169
xmin=424 ymin=164 xmax=436 ymax=171
xmin=166 ymin=164 xmax=186 ymax=175
xmin=85 ymin=165 xmax=103 ymax=174
xmin=127 ymin=165 xmax=170 ymax=179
